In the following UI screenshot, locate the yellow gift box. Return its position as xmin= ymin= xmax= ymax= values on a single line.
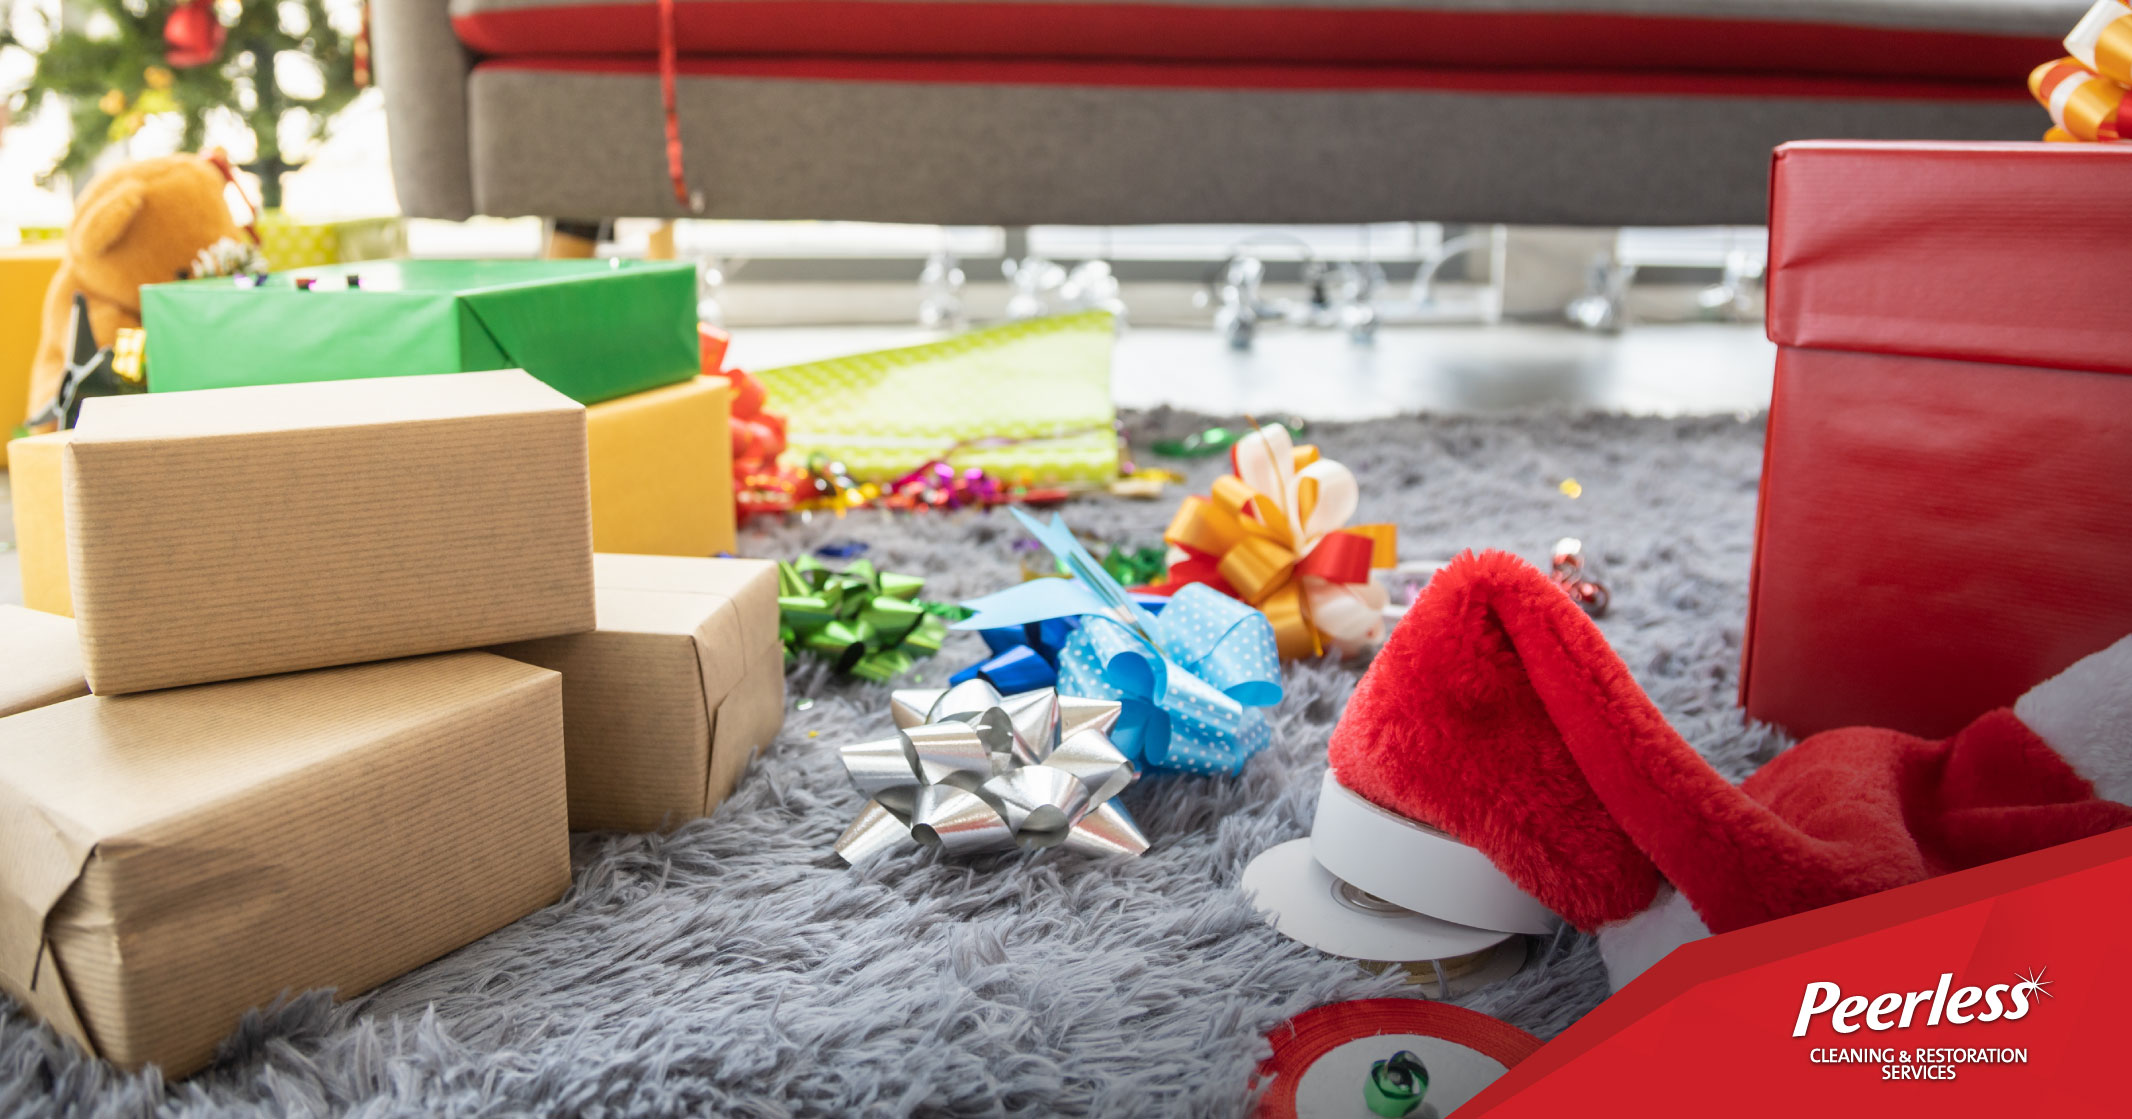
xmin=7 ymin=431 xmax=69 ymax=615
xmin=1 ymin=244 xmax=64 ymax=467
xmin=587 ymin=377 xmax=735 ymax=557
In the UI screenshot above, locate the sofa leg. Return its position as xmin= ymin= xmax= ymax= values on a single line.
xmin=646 ymin=222 xmax=678 ymax=261
xmin=544 ymin=218 xmax=607 ymax=259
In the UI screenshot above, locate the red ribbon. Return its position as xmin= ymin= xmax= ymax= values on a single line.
xmin=205 ymin=148 xmax=261 ymax=245
xmin=657 ymin=0 xmax=693 ymax=209
xmin=1152 ymin=530 xmax=1374 ymax=603
xmin=1149 ymin=551 xmax=1234 ymax=599
xmin=1294 ymin=530 xmax=1376 ymax=585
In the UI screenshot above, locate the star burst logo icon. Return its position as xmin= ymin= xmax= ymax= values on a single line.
xmin=2012 ymin=966 xmax=2055 ymax=1002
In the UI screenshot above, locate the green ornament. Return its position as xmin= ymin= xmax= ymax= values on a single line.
xmin=1364 ymin=1050 xmax=1429 ymax=1118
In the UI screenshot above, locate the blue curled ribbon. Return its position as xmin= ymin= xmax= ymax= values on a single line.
xmin=955 ymin=510 xmax=1283 ymax=777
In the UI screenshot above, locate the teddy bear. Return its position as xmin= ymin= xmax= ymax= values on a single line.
xmin=27 ymin=152 xmax=254 ymax=419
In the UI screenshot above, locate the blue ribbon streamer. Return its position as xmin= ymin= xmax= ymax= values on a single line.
xmin=955 ymin=511 xmax=1283 ymax=777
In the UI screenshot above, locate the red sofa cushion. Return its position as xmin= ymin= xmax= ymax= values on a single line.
xmin=450 ymin=0 xmax=2060 ymax=84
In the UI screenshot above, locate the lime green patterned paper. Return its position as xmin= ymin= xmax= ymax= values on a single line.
xmin=756 ymin=312 xmax=1120 ymax=485
xmin=256 ymin=213 xmax=406 ymax=270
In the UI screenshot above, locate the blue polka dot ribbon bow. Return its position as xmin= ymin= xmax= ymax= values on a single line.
xmin=956 ymin=510 xmax=1284 ymax=777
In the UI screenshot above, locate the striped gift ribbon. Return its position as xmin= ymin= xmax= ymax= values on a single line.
xmin=2067 ymin=0 xmax=2132 ymax=85
xmin=2030 ymin=57 xmax=2132 ymax=141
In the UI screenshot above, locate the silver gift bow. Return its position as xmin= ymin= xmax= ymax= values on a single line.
xmin=833 ymin=679 xmax=1151 ymax=863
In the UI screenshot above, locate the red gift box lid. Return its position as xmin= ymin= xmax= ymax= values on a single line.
xmin=1767 ymin=141 xmax=2132 ymax=377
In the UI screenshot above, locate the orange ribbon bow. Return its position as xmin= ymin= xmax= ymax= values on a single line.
xmin=1157 ymin=424 xmax=1395 ymax=659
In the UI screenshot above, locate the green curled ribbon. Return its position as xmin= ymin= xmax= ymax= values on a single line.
xmin=778 ymin=557 xmax=969 ymax=682
xmin=1097 ymin=544 xmax=1168 ymax=588
xmin=1147 ymin=419 xmax=1305 ymax=459
xmin=1364 ymin=1050 xmax=1430 ymax=1118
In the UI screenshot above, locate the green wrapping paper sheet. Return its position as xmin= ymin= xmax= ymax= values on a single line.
xmin=139 ymin=259 xmax=699 ymax=405
xmin=755 ymin=311 xmax=1120 ymax=484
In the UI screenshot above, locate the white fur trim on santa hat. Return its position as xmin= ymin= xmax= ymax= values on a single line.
xmin=1596 ymin=886 xmax=1709 ymax=991
xmin=2014 ymin=633 xmax=2132 ymax=806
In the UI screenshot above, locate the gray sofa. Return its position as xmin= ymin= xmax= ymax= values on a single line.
xmin=376 ymin=0 xmax=2076 ymax=227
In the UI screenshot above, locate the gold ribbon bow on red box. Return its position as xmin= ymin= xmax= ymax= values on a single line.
xmin=2069 ymin=0 xmax=2132 ymax=85
xmin=1158 ymin=424 xmax=1396 ymax=659
xmin=2031 ymin=56 xmax=2131 ymax=142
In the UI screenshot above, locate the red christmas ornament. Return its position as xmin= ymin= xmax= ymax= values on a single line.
xmin=163 ymin=0 xmax=227 ymax=69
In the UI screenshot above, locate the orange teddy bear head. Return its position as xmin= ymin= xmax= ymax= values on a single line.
xmin=65 ymin=153 xmax=247 ymax=313
xmin=28 ymin=153 xmax=251 ymax=420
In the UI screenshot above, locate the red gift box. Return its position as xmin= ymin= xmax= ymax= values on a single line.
xmin=1746 ymin=141 xmax=2132 ymax=739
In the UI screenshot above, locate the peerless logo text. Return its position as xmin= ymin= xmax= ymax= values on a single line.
xmin=1792 ymin=969 xmax=2053 ymax=1082
xmin=1792 ymin=968 xmax=2052 ymax=1036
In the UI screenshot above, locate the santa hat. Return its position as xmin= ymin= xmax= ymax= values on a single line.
xmin=1326 ymin=551 xmax=2132 ymax=989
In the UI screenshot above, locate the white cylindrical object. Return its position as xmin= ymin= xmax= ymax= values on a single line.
xmin=1311 ymin=769 xmax=1558 ymax=936
xmin=1241 ymin=839 xmax=1512 ymax=964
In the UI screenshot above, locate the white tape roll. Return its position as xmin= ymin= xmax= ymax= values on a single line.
xmin=1241 ymin=839 xmax=1512 ymax=965
xmin=1311 ymin=769 xmax=1558 ymax=936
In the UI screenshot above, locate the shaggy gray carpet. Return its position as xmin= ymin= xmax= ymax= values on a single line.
xmin=1 ymin=409 xmax=1785 ymax=1118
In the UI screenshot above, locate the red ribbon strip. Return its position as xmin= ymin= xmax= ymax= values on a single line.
xmin=1294 ymin=530 xmax=1376 ymax=585
xmin=1153 ymin=550 xmax=1235 ymax=598
xmin=205 ymin=148 xmax=261 ymax=245
xmin=657 ymin=0 xmax=692 ymax=208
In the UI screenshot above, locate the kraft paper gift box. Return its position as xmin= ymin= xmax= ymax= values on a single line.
xmin=0 ymin=605 xmax=86 ymax=716
xmin=64 ymin=370 xmax=595 ymax=695
xmin=490 ymin=553 xmax=784 ymax=832
xmin=139 ymin=259 xmax=698 ymax=406
xmin=1 ymin=243 xmax=64 ymax=464
xmin=11 ymin=381 xmax=664 ymax=617
xmin=756 ymin=311 xmax=1119 ymax=485
xmin=1747 ymin=141 xmax=2132 ymax=739
xmin=587 ymin=377 xmax=736 ymax=557
xmin=0 ymin=653 xmax=569 ymax=1078
xmin=6 ymin=431 xmax=70 ymax=616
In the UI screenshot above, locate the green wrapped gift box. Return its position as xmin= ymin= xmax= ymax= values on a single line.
xmin=140 ymin=259 xmax=699 ymax=405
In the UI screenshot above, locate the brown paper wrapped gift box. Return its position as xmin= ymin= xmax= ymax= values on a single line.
xmin=491 ymin=553 xmax=785 ymax=832
xmin=0 ymin=605 xmax=87 ymax=716
xmin=64 ymin=370 xmax=596 ymax=695
xmin=10 ymin=376 xmax=741 ymax=617
xmin=0 ymin=652 xmax=570 ymax=1078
